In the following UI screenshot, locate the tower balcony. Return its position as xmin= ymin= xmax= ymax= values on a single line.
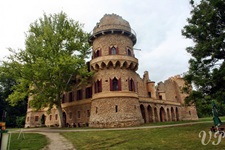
xmin=88 ymin=24 xmax=137 ymax=45
xmin=90 ymin=55 xmax=138 ymax=71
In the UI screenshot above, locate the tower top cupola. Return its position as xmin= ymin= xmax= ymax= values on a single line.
xmin=88 ymin=14 xmax=137 ymax=45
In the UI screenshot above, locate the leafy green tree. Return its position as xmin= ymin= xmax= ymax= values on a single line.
xmin=182 ymin=0 xmax=225 ymax=116
xmin=1 ymin=12 xmax=92 ymax=127
xmin=0 ymin=69 xmax=27 ymax=127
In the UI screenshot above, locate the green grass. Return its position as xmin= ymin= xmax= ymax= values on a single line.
xmin=8 ymin=133 xmax=48 ymax=150
xmin=199 ymin=116 xmax=225 ymax=121
xmin=61 ymin=123 xmax=225 ymax=150
xmin=6 ymin=117 xmax=225 ymax=150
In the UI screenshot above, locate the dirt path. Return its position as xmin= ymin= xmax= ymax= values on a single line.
xmin=39 ymin=132 xmax=75 ymax=150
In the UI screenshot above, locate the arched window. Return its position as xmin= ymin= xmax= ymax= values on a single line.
xmin=112 ymin=78 xmax=118 ymax=90
xmin=95 ymin=50 xmax=101 ymax=57
xmin=93 ymin=49 xmax=101 ymax=58
xmin=128 ymin=78 xmax=135 ymax=92
xmin=109 ymin=46 xmax=118 ymax=55
xmin=127 ymin=49 xmax=132 ymax=56
xmin=95 ymin=79 xmax=102 ymax=93
xmin=110 ymin=77 xmax=121 ymax=91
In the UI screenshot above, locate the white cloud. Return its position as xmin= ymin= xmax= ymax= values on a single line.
xmin=0 ymin=0 xmax=196 ymax=83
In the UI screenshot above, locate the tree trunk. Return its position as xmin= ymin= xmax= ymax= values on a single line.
xmin=57 ymin=104 xmax=65 ymax=128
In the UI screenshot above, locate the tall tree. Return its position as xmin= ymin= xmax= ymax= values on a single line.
xmin=182 ymin=0 xmax=225 ymax=114
xmin=0 ymin=67 xmax=27 ymax=127
xmin=1 ymin=12 xmax=92 ymax=127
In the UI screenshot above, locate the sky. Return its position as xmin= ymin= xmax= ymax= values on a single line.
xmin=0 ymin=0 xmax=198 ymax=83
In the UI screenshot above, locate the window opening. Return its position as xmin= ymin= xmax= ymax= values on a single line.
xmin=77 ymin=89 xmax=82 ymax=100
xmin=85 ymin=87 xmax=92 ymax=98
xmin=128 ymin=78 xmax=135 ymax=92
xmin=127 ymin=49 xmax=132 ymax=56
xmin=115 ymin=105 xmax=118 ymax=112
xmin=95 ymin=80 xmax=102 ymax=93
xmin=35 ymin=116 xmax=39 ymax=122
xmin=69 ymin=92 xmax=73 ymax=102
xmin=111 ymin=46 xmax=117 ymax=55
xmin=62 ymin=94 xmax=66 ymax=103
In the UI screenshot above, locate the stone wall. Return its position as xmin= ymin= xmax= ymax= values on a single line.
xmin=89 ymin=97 xmax=143 ymax=128
xmin=92 ymin=34 xmax=133 ymax=56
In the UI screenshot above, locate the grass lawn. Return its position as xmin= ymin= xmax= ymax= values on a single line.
xmin=199 ymin=116 xmax=225 ymax=121
xmin=8 ymin=133 xmax=48 ymax=150
xmin=61 ymin=123 xmax=225 ymax=150
xmin=6 ymin=117 xmax=225 ymax=150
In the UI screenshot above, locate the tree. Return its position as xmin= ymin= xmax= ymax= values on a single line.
xmin=0 ymin=68 xmax=27 ymax=127
xmin=1 ymin=12 xmax=92 ymax=127
xmin=182 ymin=0 xmax=225 ymax=115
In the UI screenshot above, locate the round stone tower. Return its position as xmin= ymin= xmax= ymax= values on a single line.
xmin=89 ymin=14 xmax=144 ymax=128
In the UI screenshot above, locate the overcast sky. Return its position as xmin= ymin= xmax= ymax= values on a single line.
xmin=0 ymin=0 xmax=199 ymax=83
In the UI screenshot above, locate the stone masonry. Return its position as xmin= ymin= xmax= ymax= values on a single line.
xmin=25 ymin=14 xmax=198 ymax=128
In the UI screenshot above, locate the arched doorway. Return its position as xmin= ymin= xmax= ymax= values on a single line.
xmin=41 ymin=114 xmax=46 ymax=125
xmin=171 ymin=107 xmax=175 ymax=121
xmin=154 ymin=107 xmax=158 ymax=122
xmin=160 ymin=107 xmax=166 ymax=122
xmin=140 ymin=104 xmax=146 ymax=123
xmin=176 ymin=107 xmax=179 ymax=121
xmin=167 ymin=108 xmax=170 ymax=121
xmin=147 ymin=105 xmax=153 ymax=123
xmin=63 ymin=112 xmax=67 ymax=126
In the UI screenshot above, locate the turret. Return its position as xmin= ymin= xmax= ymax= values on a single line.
xmin=88 ymin=14 xmax=143 ymax=127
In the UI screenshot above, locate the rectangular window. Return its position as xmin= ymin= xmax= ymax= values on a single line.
xmin=159 ymin=95 xmax=162 ymax=100
xmin=128 ymin=78 xmax=135 ymax=92
xmin=55 ymin=114 xmax=58 ymax=120
xmin=69 ymin=92 xmax=73 ymax=102
xmin=49 ymin=115 xmax=52 ymax=121
xmin=95 ymin=80 xmax=102 ymax=93
xmin=62 ymin=94 xmax=66 ymax=103
xmin=115 ymin=105 xmax=118 ymax=112
xmin=35 ymin=116 xmax=39 ymax=122
xmin=77 ymin=90 xmax=82 ymax=100
xmin=148 ymin=92 xmax=151 ymax=98
xmin=85 ymin=87 xmax=92 ymax=98
xmin=27 ymin=117 xmax=30 ymax=122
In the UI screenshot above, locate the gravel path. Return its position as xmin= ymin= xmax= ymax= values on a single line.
xmin=40 ymin=132 xmax=75 ymax=150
